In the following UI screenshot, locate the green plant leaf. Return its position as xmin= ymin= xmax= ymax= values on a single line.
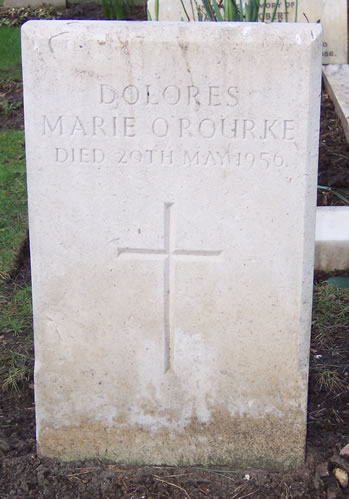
xmin=251 ymin=0 xmax=259 ymax=22
xmin=239 ymin=0 xmax=243 ymax=21
xmin=224 ymin=0 xmax=233 ymax=21
xmin=180 ymin=0 xmax=191 ymax=21
xmin=327 ymin=277 xmax=349 ymax=289
xmin=271 ymin=0 xmax=279 ymax=22
xmin=295 ymin=0 xmax=298 ymax=22
xmin=202 ymin=0 xmax=216 ymax=20
xmin=245 ymin=2 xmax=251 ymax=21
xmin=318 ymin=185 xmax=349 ymax=205
xmin=245 ymin=0 xmax=260 ymax=22
xmin=261 ymin=0 xmax=267 ymax=21
xmin=212 ymin=0 xmax=224 ymax=21
xmin=101 ymin=0 xmax=132 ymax=19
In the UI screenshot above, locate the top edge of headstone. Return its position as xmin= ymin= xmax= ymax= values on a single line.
xmin=21 ymin=19 xmax=322 ymax=43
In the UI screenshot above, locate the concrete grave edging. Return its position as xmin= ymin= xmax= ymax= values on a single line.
xmin=315 ymin=206 xmax=349 ymax=271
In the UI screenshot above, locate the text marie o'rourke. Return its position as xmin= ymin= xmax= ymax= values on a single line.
xmin=42 ymin=115 xmax=296 ymax=141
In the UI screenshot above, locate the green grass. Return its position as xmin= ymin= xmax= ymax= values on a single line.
xmin=311 ymin=281 xmax=349 ymax=397
xmin=0 ymin=26 xmax=22 ymax=80
xmin=0 ymin=284 xmax=32 ymax=334
xmin=0 ymin=26 xmax=31 ymax=393
xmin=313 ymin=364 xmax=348 ymax=396
xmin=0 ymin=130 xmax=31 ymax=392
xmin=0 ymin=130 xmax=27 ymax=280
xmin=312 ymin=283 xmax=349 ymax=347
xmin=0 ymin=282 xmax=33 ymax=392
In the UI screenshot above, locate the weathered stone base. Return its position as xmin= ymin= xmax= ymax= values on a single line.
xmin=38 ymin=411 xmax=305 ymax=470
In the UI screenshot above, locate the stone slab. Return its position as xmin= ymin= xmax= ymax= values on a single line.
xmin=315 ymin=207 xmax=349 ymax=271
xmin=147 ymin=0 xmax=347 ymax=64
xmin=22 ymin=20 xmax=322 ymax=469
xmin=323 ymin=65 xmax=349 ymax=143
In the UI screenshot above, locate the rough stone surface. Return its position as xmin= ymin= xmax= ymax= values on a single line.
xmin=22 ymin=21 xmax=322 ymax=468
xmin=323 ymin=65 xmax=349 ymax=143
xmin=147 ymin=0 xmax=347 ymax=64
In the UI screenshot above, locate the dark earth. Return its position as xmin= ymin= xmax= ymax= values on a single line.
xmin=0 ymin=2 xmax=349 ymax=497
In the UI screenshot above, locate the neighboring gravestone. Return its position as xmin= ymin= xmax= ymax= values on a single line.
xmin=323 ymin=64 xmax=349 ymax=142
xmin=147 ymin=0 xmax=347 ymax=64
xmin=281 ymin=0 xmax=347 ymax=64
xmin=22 ymin=20 xmax=322 ymax=469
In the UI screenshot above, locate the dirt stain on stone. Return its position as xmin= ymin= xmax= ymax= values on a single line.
xmin=38 ymin=408 xmax=305 ymax=470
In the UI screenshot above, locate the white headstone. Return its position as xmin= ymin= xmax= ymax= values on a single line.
xmin=22 ymin=20 xmax=322 ymax=469
xmin=147 ymin=0 xmax=347 ymax=64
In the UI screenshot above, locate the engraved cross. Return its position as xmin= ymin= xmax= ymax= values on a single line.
xmin=117 ymin=202 xmax=222 ymax=374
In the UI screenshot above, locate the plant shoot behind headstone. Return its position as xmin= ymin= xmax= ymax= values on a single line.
xmin=101 ymin=0 xmax=136 ymax=19
xmin=199 ymin=0 xmax=292 ymax=22
xmin=150 ymin=0 xmax=298 ymax=22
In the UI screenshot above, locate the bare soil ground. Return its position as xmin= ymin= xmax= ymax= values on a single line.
xmin=318 ymin=92 xmax=349 ymax=205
